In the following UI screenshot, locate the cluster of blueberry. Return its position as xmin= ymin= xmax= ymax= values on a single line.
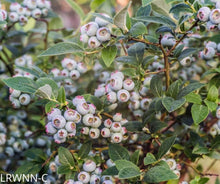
xmin=8 ymin=0 xmax=51 ymax=25
xmin=9 ymin=88 xmax=32 ymax=108
xmin=80 ymin=13 xmax=112 ymax=48
xmin=0 ymin=112 xmax=31 ymax=161
xmin=73 ymin=160 xmax=113 ymax=184
xmin=51 ymin=58 xmax=88 ymax=96
xmin=46 ymin=151 xmax=114 ymax=184
xmin=8 ymin=55 xmax=35 ymax=108
xmin=82 ymin=113 xmax=128 ymax=143
xmin=94 ymin=70 xmax=152 ymax=118
xmin=197 ymin=1 xmax=220 ymax=31
xmin=45 ymin=96 xmax=97 ymax=143
xmin=199 ymin=41 xmax=220 ymax=66
xmin=178 ymin=63 xmax=203 ymax=81
xmin=45 ymin=108 xmax=80 ymax=144
xmin=0 ymin=110 xmax=53 ymax=173
xmin=14 ymin=55 xmax=34 ymax=78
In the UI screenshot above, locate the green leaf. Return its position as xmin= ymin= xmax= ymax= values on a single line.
xmin=118 ymin=167 xmax=141 ymax=179
xmin=35 ymin=84 xmax=52 ymax=99
xmin=123 ymin=121 xmax=143 ymax=132
xmin=177 ymin=82 xmax=204 ymax=99
xmin=185 ymin=93 xmax=202 ymax=104
xmin=58 ymin=147 xmax=75 ymax=166
xmin=38 ymin=42 xmax=84 ymax=57
xmin=169 ymin=3 xmax=192 ymax=15
xmin=156 ymin=26 xmax=173 ymax=34
xmin=83 ymin=94 xmax=103 ymax=110
xmin=178 ymin=48 xmax=197 ymax=61
xmin=173 ymin=44 xmax=184 ymax=57
xmin=108 ymin=144 xmax=130 ymax=161
xmin=192 ymin=144 xmax=210 ymax=155
xmin=65 ymin=171 xmax=76 ymax=180
xmin=78 ymin=141 xmax=92 ymax=159
xmin=57 ymin=87 xmax=66 ymax=104
xmin=131 ymin=150 xmax=140 ymax=165
xmin=151 ymin=0 xmax=171 ymax=17
xmin=130 ymin=22 xmax=147 ymax=36
xmin=144 ymin=153 xmax=157 ymax=165
xmin=24 ymin=148 xmax=47 ymax=162
xmin=45 ymin=101 xmax=60 ymax=113
xmin=15 ymin=162 xmax=42 ymax=175
xmin=116 ymin=56 xmax=138 ymax=66
xmin=113 ymin=1 xmax=132 ymax=32
xmin=90 ymin=0 xmax=106 ymax=10
xmin=148 ymin=120 xmax=167 ymax=133
xmin=162 ymin=97 xmax=186 ymax=113
xmin=0 ymin=21 xmax=7 ymax=26
xmin=65 ymin=0 xmax=85 ymax=20
xmin=137 ymin=5 xmax=152 ymax=17
xmin=2 ymin=77 xmax=38 ymax=94
xmin=122 ymin=68 xmax=136 ymax=77
xmin=115 ymin=160 xmax=140 ymax=171
xmin=204 ymin=100 xmax=217 ymax=112
xmin=157 ymin=135 xmax=176 ymax=159
xmin=16 ymin=66 xmax=40 ymax=78
xmin=150 ymin=75 xmax=164 ymax=97
xmin=142 ymin=0 xmax=153 ymax=6
xmin=207 ymin=85 xmax=218 ymax=102
xmin=101 ymin=166 xmax=119 ymax=176
xmin=36 ymin=77 xmax=59 ymax=97
xmin=191 ymin=104 xmax=209 ymax=125
xmin=58 ymin=165 xmax=71 ymax=174
xmin=101 ymin=45 xmax=117 ymax=67
xmin=166 ymin=80 xmax=182 ymax=99
xmin=134 ymin=16 xmax=176 ymax=27
xmin=127 ymin=42 xmax=146 ymax=63
xmin=144 ymin=166 xmax=178 ymax=183
xmin=209 ymin=34 xmax=220 ymax=43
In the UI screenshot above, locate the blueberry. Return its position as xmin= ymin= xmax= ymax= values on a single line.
xmin=210 ymin=9 xmax=220 ymax=24
xmin=197 ymin=7 xmax=211 ymax=22
xmin=88 ymin=36 xmax=101 ymax=48
xmin=96 ymin=27 xmax=111 ymax=42
xmin=95 ymin=13 xmax=110 ymax=27
xmin=19 ymin=94 xmax=31 ymax=105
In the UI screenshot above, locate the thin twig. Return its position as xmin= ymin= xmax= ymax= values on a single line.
xmin=182 ymin=161 xmax=219 ymax=177
xmin=129 ymin=37 xmax=160 ymax=47
xmin=145 ymin=69 xmax=166 ymax=76
xmin=42 ymin=150 xmax=57 ymax=167
xmin=167 ymin=19 xmax=199 ymax=56
xmin=120 ymin=40 xmax=128 ymax=56
xmin=101 ymin=112 xmax=113 ymax=119
xmin=161 ymin=120 xmax=177 ymax=133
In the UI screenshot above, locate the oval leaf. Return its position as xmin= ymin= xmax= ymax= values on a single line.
xmin=38 ymin=42 xmax=84 ymax=57
xmin=101 ymin=45 xmax=117 ymax=67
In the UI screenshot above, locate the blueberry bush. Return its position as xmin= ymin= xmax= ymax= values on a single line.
xmin=0 ymin=0 xmax=220 ymax=183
